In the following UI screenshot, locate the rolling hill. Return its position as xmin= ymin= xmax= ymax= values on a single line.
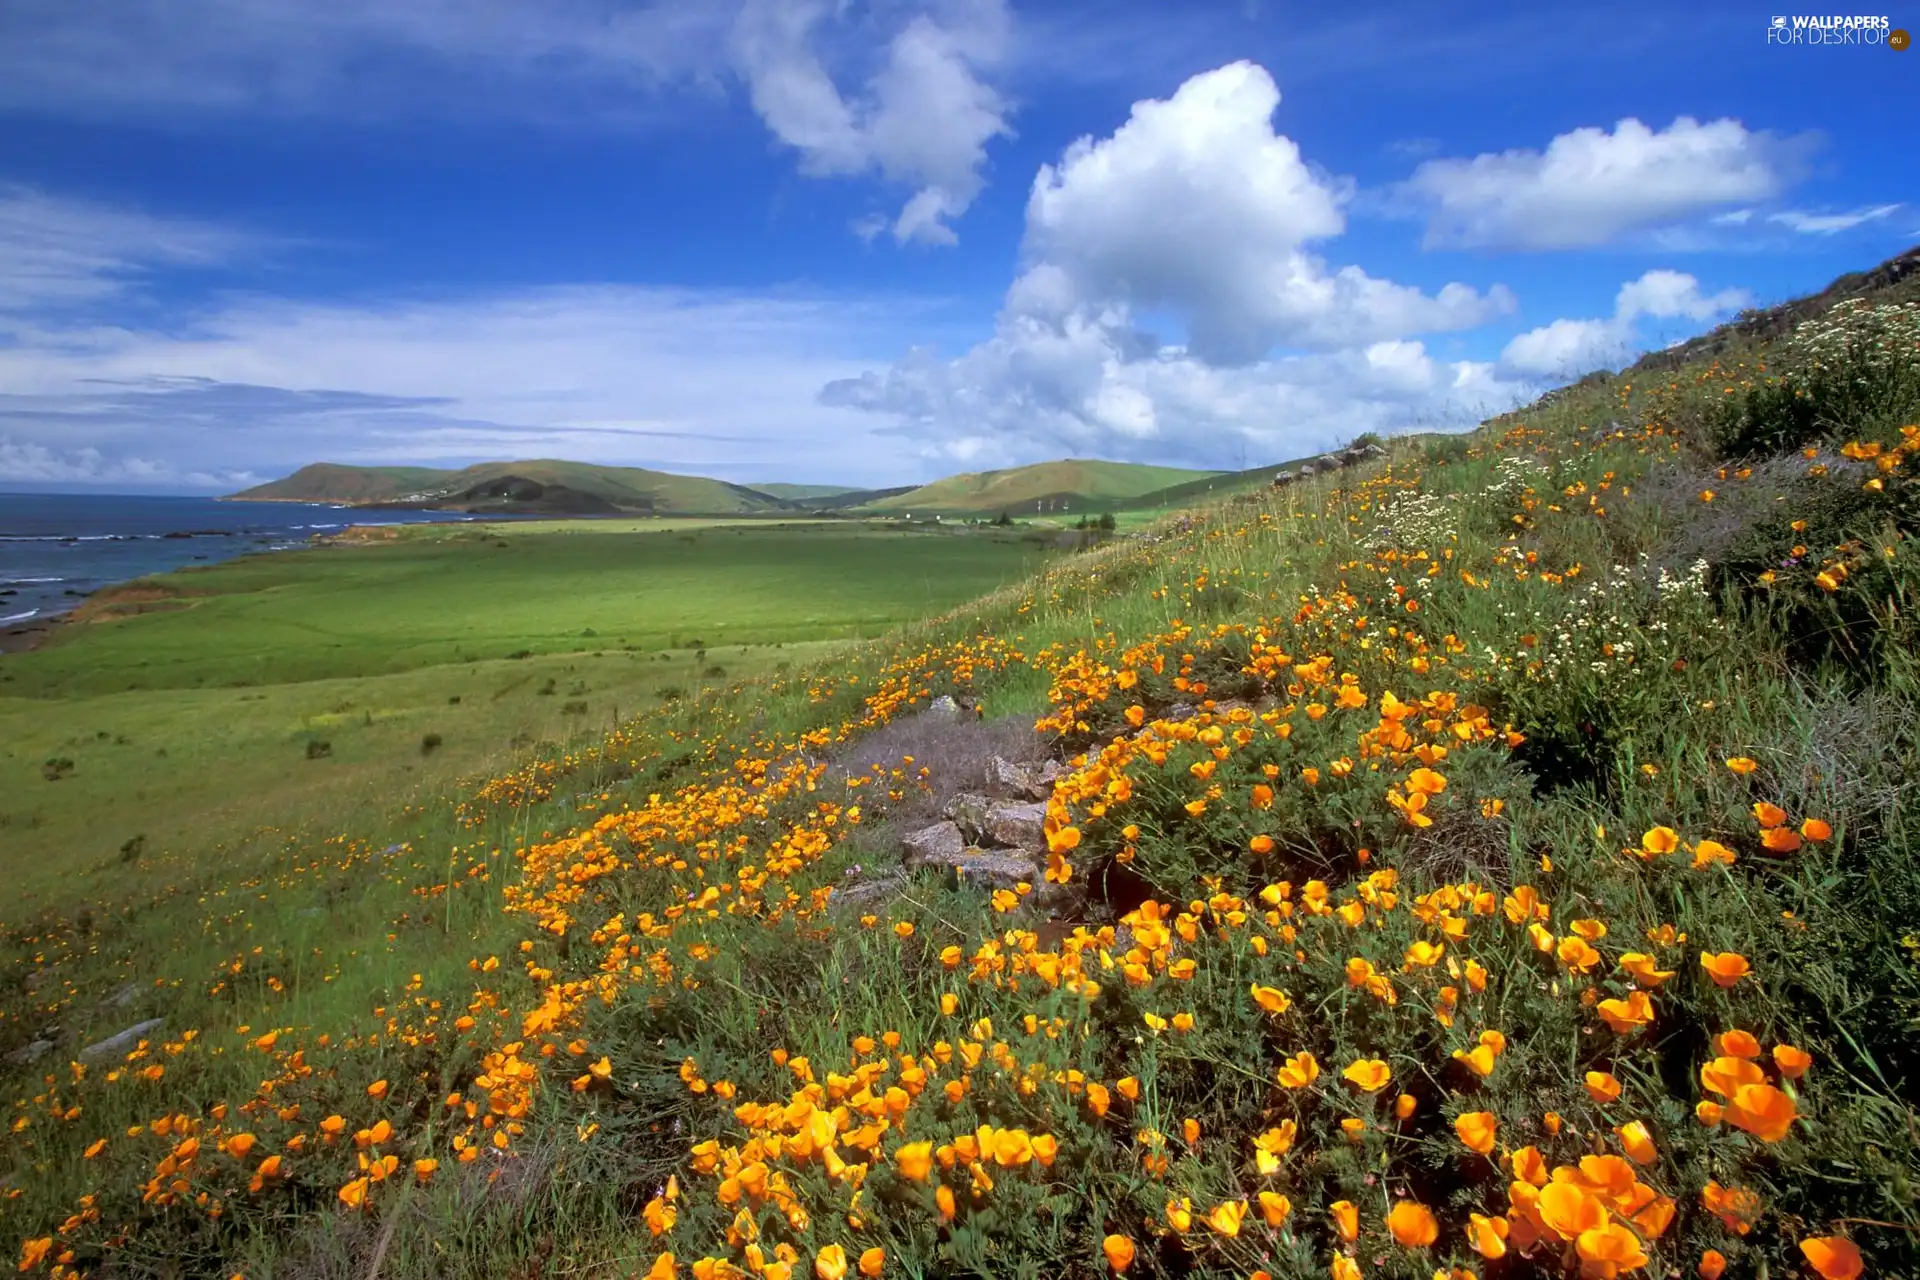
xmin=228 ymin=460 xmax=795 ymax=516
xmin=856 ymin=458 xmax=1223 ymax=516
xmin=744 ymin=482 xmax=863 ymax=501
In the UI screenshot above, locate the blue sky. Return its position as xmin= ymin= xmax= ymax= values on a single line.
xmin=0 ymin=0 xmax=1912 ymax=492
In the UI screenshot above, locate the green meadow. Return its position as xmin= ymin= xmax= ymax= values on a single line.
xmin=0 ymin=519 xmax=1056 ymax=909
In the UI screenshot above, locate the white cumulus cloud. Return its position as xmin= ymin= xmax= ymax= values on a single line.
xmin=1500 ymin=269 xmax=1748 ymax=378
xmin=732 ymin=0 xmax=1012 ymax=244
xmin=823 ymin=61 xmax=1522 ymax=469
xmin=1405 ymin=116 xmax=1807 ymax=249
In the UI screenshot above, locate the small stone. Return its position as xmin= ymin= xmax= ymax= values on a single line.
xmin=5 ymin=1040 xmax=54 ymax=1067
xmin=984 ymin=756 xmax=1036 ymax=798
xmin=829 ymin=872 xmax=909 ymax=913
xmin=925 ymin=695 xmax=961 ymax=719
xmin=901 ymin=822 xmax=967 ymax=867
xmin=942 ymin=793 xmax=993 ymax=842
xmin=921 ymin=848 xmax=1040 ymax=891
xmin=984 ymin=802 xmax=1047 ymax=852
xmin=101 ymin=982 xmax=141 ymax=1009
xmin=79 ymin=1017 xmax=166 ymax=1062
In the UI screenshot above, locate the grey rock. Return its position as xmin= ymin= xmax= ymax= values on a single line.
xmin=5 ymin=1039 xmax=54 ymax=1067
xmin=830 ymin=872 xmax=910 ymax=912
xmin=925 ymin=695 xmax=962 ymax=720
xmin=79 ymin=1017 xmax=165 ymax=1063
xmin=920 ymin=847 xmax=1041 ymax=891
xmin=942 ymin=792 xmax=993 ymax=842
xmin=901 ymin=822 xmax=967 ymax=868
xmin=984 ymin=802 xmax=1047 ymax=852
xmin=984 ymin=755 xmax=1035 ymax=799
xmin=1163 ymin=702 xmax=1197 ymax=722
xmin=102 ymin=981 xmax=142 ymax=1009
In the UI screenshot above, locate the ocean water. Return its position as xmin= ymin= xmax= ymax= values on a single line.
xmin=0 ymin=493 xmax=471 ymax=626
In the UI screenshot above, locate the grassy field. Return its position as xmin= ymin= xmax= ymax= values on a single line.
xmin=0 ymin=519 xmax=1055 ymax=912
xmin=3 ymin=277 xmax=1919 ymax=1280
xmin=1 ymin=520 xmax=1051 ymax=697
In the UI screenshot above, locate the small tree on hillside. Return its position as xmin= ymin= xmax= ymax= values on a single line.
xmin=1097 ymin=511 xmax=1117 ymax=531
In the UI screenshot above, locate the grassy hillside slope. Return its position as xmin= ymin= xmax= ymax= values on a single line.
xmin=230 ymin=459 xmax=793 ymax=515
xmin=5 ymin=253 xmax=1919 ymax=1280
xmin=744 ymin=483 xmax=863 ymax=501
xmin=860 ymin=458 xmax=1222 ymax=515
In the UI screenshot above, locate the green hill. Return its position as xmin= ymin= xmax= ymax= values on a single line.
xmin=858 ymin=458 xmax=1222 ymax=516
xmin=743 ymin=482 xmax=863 ymax=501
xmin=229 ymin=459 xmax=793 ymax=516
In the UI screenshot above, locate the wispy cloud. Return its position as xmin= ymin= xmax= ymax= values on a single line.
xmin=0 ymin=283 xmax=954 ymax=488
xmin=0 ymin=0 xmax=1021 ymax=244
xmin=1768 ymin=203 xmax=1902 ymax=235
xmin=0 ymin=185 xmax=275 ymax=313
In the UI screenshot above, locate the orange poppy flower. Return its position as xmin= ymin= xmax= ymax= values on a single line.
xmin=858 ymin=1247 xmax=884 ymax=1278
xmin=1538 ymin=1183 xmax=1607 ymax=1240
xmin=1250 ymin=984 xmax=1291 ymax=1015
xmin=1799 ymin=1236 xmax=1864 ymax=1280
xmin=1772 ymin=1043 xmax=1813 ymax=1078
xmin=1701 ymin=1054 xmax=1767 ymax=1097
xmin=1257 ymin=1191 xmax=1292 ymax=1226
xmin=1641 ymin=826 xmax=1680 ymax=856
xmin=1697 ymin=1248 xmax=1727 ymax=1280
xmin=815 ymin=1244 xmax=849 ymax=1280
xmin=1724 ymin=757 xmax=1757 ymax=775
xmin=1614 ymin=1120 xmax=1657 ymax=1165
xmin=1726 ymin=1082 xmax=1797 ymax=1142
xmin=1455 ymin=1111 xmax=1498 ymax=1154
xmin=1800 ymin=817 xmax=1832 ymax=841
xmin=1715 ymin=1029 xmax=1761 ymax=1058
xmin=1575 ymin=1221 xmax=1648 ymax=1271
xmin=1102 ymin=1235 xmax=1135 ymax=1273
xmin=1330 ymin=1199 xmax=1359 ymax=1242
xmin=1466 ymin=1213 xmax=1509 ymax=1259
xmin=1619 ymin=953 xmax=1675 ymax=986
xmin=1751 ymin=801 xmax=1788 ymax=828
xmin=1597 ymin=990 xmax=1655 ymax=1032
xmin=894 ymin=1141 xmax=933 ymax=1183
xmin=1690 ymin=839 xmax=1736 ymax=870
xmin=1584 ymin=1071 xmax=1623 ymax=1102
xmin=1387 ymin=1201 xmax=1438 ymax=1247
xmin=1276 ymin=1052 xmax=1320 ymax=1089
xmin=1760 ymin=827 xmax=1803 ymax=852
xmin=1206 ymin=1200 xmax=1247 ymax=1237
xmin=1699 ymin=952 xmax=1750 ymax=986
xmin=1343 ymin=1058 xmax=1392 ymax=1092
xmin=1511 ymin=1145 xmax=1550 ymax=1186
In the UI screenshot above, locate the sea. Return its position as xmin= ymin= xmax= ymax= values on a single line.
xmin=0 ymin=493 xmax=473 ymax=627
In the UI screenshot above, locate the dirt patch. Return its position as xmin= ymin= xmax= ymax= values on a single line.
xmin=65 ymin=584 xmax=198 ymax=624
